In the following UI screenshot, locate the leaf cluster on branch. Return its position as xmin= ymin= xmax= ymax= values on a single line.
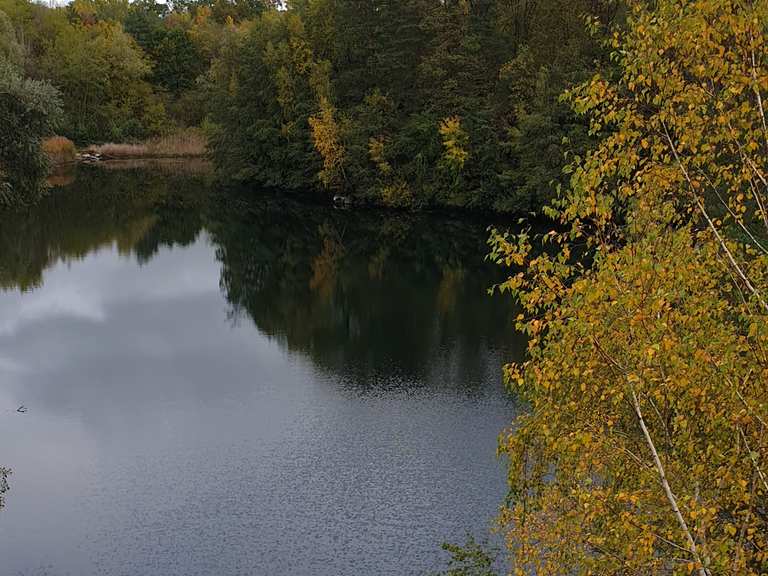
xmin=490 ymin=1 xmax=768 ymax=574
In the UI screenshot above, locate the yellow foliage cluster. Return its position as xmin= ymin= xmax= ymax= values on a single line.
xmin=380 ymin=179 xmax=413 ymax=208
xmin=368 ymin=136 xmax=392 ymax=176
xmin=491 ymin=1 xmax=768 ymax=574
xmin=438 ymin=115 xmax=469 ymax=172
xmin=261 ymin=13 xmax=344 ymax=191
xmin=493 ymin=228 xmax=768 ymax=575
xmin=309 ymin=97 xmax=345 ymax=189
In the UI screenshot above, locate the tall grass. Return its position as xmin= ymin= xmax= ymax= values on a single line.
xmin=88 ymin=128 xmax=207 ymax=158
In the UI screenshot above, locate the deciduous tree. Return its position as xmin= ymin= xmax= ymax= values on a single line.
xmin=491 ymin=1 xmax=768 ymax=573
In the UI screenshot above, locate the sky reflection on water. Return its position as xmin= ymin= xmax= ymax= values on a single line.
xmin=0 ymin=165 xmax=521 ymax=576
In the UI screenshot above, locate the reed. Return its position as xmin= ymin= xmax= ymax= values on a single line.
xmin=88 ymin=128 xmax=207 ymax=159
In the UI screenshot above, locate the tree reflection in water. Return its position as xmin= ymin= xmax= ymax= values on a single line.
xmin=0 ymin=164 xmax=523 ymax=389
xmin=0 ymin=162 xmax=525 ymax=510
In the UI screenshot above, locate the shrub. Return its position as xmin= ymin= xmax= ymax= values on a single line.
xmin=42 ymin=136 xmax=77 ymax=164
xmin=0 ymin=60 xmax=61 ymax=205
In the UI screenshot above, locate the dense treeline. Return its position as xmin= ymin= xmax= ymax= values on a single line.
xmin=208 ymin=0 xmax=623 ymax=210
xmin=0 ymin=0 xmax=258 ymax=143
xmin=0 ymin=0 xmax=255 ymax=199
xmin=0 ymin=0 xmax=622 ymax=211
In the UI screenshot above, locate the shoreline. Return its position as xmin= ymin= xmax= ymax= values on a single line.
xmin=43 ymin=128 xmax=208 ymax=166
xmin=50 ymin=157 xmax=550 ymax=223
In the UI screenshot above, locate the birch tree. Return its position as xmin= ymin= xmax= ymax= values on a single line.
xmin=491 ymin=1 xmax=768 ymax=574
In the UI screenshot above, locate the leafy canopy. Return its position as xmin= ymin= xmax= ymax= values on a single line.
xmin=491 ymin=0 xmax=768 ymax=574
xmin=0 ymin=17 xmax=61 ymax=204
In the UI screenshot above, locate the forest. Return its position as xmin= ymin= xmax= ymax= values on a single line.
xmin=0 ymin=0 xmax=622 ymax=210
xmin=1 ymin=0 xmax=767 ymax=575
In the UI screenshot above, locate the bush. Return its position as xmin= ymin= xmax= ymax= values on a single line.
xmin=0 ymin=60 xmax=61 ymax=205
xmin=42 ymin=136 xmax=77 ymax=164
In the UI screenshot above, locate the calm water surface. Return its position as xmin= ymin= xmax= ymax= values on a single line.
xmin=0 ymin=163 xmax=524 ymax=576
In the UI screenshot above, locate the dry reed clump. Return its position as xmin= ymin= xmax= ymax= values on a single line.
xmin=88 ymin=128 xmax=207 ymax=158
xmin=41 ymin=136 xmax=77 ymax=165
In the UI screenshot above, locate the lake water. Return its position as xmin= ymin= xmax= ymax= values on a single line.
xmin=0 ymin=162 xmax=524 ymax=576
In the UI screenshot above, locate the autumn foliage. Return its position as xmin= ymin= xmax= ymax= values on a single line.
xmin=491 ymin=0 xmax=768 ymax=574
xmin=41 ymin=136 xmax=77 ymax=165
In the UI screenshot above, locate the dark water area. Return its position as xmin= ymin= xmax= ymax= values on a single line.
xmin=0 ymin=163 xmax=525 ymax=576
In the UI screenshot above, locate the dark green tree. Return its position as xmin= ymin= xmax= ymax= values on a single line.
xmin=153 ymin=27 xmax=205 ymax=94
xmin=0 ymin=22 xmax=61 ymax=205
xmin=206 ymin=0 xmax=622 ymax=212
xmin=207 ymin=10 xmax=321 ymax=187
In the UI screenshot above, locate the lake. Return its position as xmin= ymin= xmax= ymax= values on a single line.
xmin=0 ymin=162 xmax=524 ymax=576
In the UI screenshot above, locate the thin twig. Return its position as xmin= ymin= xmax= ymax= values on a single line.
xmin=663 ymin=122 xmax=768 ymax=313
